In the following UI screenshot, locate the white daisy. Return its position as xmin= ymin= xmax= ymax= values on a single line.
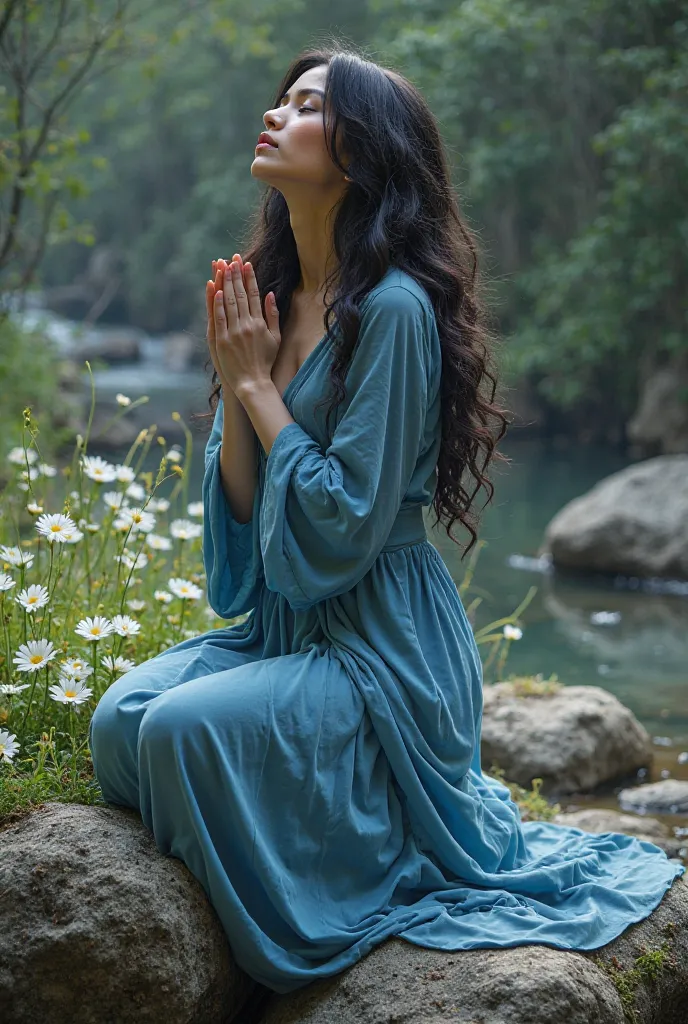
xmin=154 ymin=589 xmax=173 ymax=603
xmin=116 ymin=507 xmax=156 ymax=533
xmin=187 ymin=501 xmax=204 ymax=518
xmin=148 ymin=496 xmax=170 ymax=512
xmin=13 ymin=638 xmax=58 ymax=673
xmin=26 ymin=501 xmax=44 ymax=514
xmin=38 ymin=463 xmax=58 ymax=477
xmin=74 ymin=616 xmax=116 ymax=642
xmin=14 ymin=584 xmax=50 ymax=613
xmin=19 ymin=466 xmax=40 ymax=481
xmin=145 ymin=533 xmax=172 ymax=551
xmin=35 ymin=512 xmax=78 ymax=543
xmin=7 ymin=446 xmax=38 ymax=465
xmin=81 ymin=454 xmax=118 ymax=483
xmin=0 ymin=681 xmax=31 ymax=695
xmin=168 ymin=577 xmax=203 ymax=601
xmin=165 ymin=448 xmax=183 ymax=463
xmin=49 ymin=678 xmax=93 ymax=705
xmin=115 ymin=550 xmax=149 ymax=571
xmin=0 ymin=544 xmax=34 ymax=568
xmin=62 ymin=527 xmax=84 ymax=544
xmin=0 ymin=729 xmax=20 ymax=762
xmin=101 ymin=654 xmax=136 ymax=674
xmin=126 ymin=598 xmax=146 ymax=612
xmin=79 ymin=522 xmax=100 ymax=534
xmin=169 ymin=519 xmax=202 ymax=541
xmin=116 ymin=393 xmax=132 ymax=406
xmin=58 ymin=658 xmax=94 ymax=680
xmin=103 ymin=491 xmax=128 ymax=511
xmin=0 ymin=573 xmax=16 ymax=592
xmin=114 ymin=464 xmax=136 ymax=483
xmin=125 ymin=482 xmax=146 ymax=502
xmin=503 ymin=624 xmax=523 ymax=641
xmin=111 ymin=614 xmax=140 ymax=637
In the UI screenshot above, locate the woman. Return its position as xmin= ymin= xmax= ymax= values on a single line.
xmin=89 ymin=45 xmax=685 ymax=995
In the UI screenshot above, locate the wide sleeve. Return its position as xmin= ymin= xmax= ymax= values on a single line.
xmin=201 ymin=394 xmax=264 ymax=619
xmin=259 ymin=285 xmax=431 ymax=611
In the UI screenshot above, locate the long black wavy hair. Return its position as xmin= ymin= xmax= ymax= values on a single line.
xmin=195 ymin=42 xmax=511 ymax=559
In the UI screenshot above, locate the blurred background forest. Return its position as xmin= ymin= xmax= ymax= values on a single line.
xmin=1 ymin=0 xmax=688 ymax=739
xmin=1 ymin=0 xmax=687 ymax=449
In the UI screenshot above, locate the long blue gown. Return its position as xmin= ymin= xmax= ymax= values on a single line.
xmin=89 ymin=266 xmax=685 ymax=994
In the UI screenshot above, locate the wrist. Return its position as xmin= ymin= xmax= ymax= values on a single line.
xmin=234 ymin=377 xmax=276 ymax=405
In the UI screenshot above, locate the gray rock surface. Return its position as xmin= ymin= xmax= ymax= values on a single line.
xmin=617 ymin=779 xmax=688 ymax=817
xmin=0 ymin=801 xmax=257 ymax=1024
xmin=480 ymin=682 xmax=653 ymax=797
xmin=257 ymin=877 xmax=688 ymax=1023
xmin=540 ymin=454 xmax=688 ymax=579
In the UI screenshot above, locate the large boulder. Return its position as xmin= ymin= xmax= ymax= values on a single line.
xmin=0 ymin=801 xmax=257 ymax=1024
xmin=258 ymin=876 xmax=688 ymax=1024
xmin=540 ymin=454 xmax=688 ymax=580
xmin=480 ymin=680 xmax=653 ymax=797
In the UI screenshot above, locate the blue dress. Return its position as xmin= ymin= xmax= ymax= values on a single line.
xmin=89 ymin=267 xmax=685 ymax=994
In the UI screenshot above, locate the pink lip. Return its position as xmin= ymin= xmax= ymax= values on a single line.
xmin=255 ymin=142 xmax=276 ymax=149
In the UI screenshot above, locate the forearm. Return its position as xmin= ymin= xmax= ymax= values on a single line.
xmin=235 ymin=378 xmax=295 ymax=459
xmin=219 ymin=383 xmax=260 ymax=524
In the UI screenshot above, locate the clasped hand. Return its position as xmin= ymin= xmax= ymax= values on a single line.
xmin=205 ymin=254 xmax=281 ymax=395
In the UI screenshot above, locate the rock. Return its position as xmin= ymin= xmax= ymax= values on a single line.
xmin=627 ymin=352 xmax=688 ymax=456
xmin=617 ymin=779 xmax=688 ymax=817
xmin=540 ymin=454 xmax=688 ymax=580
xmin=553 ymin=808 xmax=686 ymax=862
xmin=480 ymin=682 xmax=653 ymax=798
xmin=257 ymin=877 xmax=688 ymax=1024
xmin=71 ymin=325 xmax=144 ymax=365
xmin=0 ymin=801 xmax=257 ymax=1023
xmin=161 ymin=331 xmax=204 ymax=372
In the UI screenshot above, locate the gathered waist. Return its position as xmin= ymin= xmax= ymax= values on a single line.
xmin=381 ymin=504 xmax=428 ymax=552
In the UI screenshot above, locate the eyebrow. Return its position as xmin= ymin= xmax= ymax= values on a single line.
xmin=278 ymin=87 xmax=325 ymax=103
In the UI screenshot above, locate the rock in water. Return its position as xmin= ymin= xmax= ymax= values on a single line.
xmin=480 ymin=681 xmax=653 ymax=797
xmin=541 ymin=454 xmax=688 ymax=580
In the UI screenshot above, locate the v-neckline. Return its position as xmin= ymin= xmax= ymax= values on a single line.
xmin=279 ymin=326 xmax=333 ymax=405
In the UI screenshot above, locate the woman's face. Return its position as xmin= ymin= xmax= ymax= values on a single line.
xmin=252 ymin=64 xmax=346 ymax=190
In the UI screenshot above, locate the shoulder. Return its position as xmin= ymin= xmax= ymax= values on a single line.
xmin=360 ymin=267 xmax=435 ymax=322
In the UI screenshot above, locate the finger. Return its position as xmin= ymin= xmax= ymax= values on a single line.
xmin=235 ymin=253 xmax=252 ymax=291
xmin=243 ymin=262 xmax=263 ymax=320
xmin=229 ymin=260 xmax=250 ymax=320
xmin=206 ymin=280 xmax=216 ymax=343
xmin=222 ymin=263 xmax=239 ymax=333
xmin=213 ymin=288 xmax=228 ymax=344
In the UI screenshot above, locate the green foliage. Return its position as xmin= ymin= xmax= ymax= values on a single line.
xmin=0 ymin=315 xmax=71 ymax=458
xmin=377 ymin=0 xmax=688 ymax=421
xmin=0 ymin=0 xmax=140 ymax=294
xmin=486 ymin=763 xmax=562 ymax=823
